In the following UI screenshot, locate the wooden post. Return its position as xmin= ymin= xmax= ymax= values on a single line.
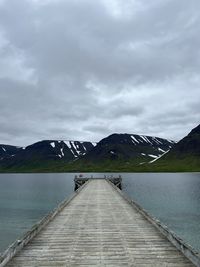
xmin=74 ymin=178 xmax=89 ymax=191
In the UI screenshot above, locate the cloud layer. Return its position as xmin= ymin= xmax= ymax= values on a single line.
xmin=0 ymin=0 xmax=200 ymax=145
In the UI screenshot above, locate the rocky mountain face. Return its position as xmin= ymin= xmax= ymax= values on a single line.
xmin=81 ymin=133 xmax=175 ymax=165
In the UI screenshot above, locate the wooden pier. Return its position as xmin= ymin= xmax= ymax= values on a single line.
xmin=1 ymin=178 xmax=199 ymax=266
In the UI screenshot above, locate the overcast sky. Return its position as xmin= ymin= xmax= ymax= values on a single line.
xmin=0 ymin=0 xmax=200 ymax=146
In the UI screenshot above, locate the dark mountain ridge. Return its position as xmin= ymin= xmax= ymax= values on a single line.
xmin=0 ymin=140 xmax=96 ymax=171
xmin=0 ymin=144 xmax=23 ymax=160
xmin=73 ymin=133 xmax=175 ymax=170
xmin=1 ymin=123 xmax=199 ymax=173
xmin=169 ymin=124 xmax=200 ymax=156
xmin=153 ymin=123 xmax=200 ymax=171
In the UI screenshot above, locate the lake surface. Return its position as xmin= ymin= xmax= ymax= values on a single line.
xmin=0 ymin=173 xmax=200 ymax=253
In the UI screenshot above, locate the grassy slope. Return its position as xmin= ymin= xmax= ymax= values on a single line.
xmin=1 ymin=154 xmax=199 ymax=173
xmin=150 ymin=155 xmax=200 ymax=172
xmin=65 ymin=156 xmax=200 ymax=172
xmin=0 ymin=159 xmax=69 ymax=173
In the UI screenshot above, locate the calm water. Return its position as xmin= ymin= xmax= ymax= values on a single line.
xmin=0 ymin=173 xmax=200 ymax=253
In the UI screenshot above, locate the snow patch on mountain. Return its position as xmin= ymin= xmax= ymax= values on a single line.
xmin=92 ymin=142 xmax=97 ymax=147
xmin=158 ymin=148 xmax=166 ymax=153
xmin=60 ymin=147 xmax=64 ymax=157
xmin=149 ymin=150 xmax=170 ymax=163
xmin=64 ymin=141 xmax=78 ymax=157
xmin=50 ymin=142 xmax=55 ymax=148
xmin=148 ymin=154 xmax=158 ymax=158
xmin=131 ymin=135 xmax=140 ymax=144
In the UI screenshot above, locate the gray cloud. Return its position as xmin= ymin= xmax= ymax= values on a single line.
xmin=0 ymin=0 xmax=200 ymax=146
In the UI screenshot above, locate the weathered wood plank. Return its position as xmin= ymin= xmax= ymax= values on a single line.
xmin=5 ymin=179 xmax=196 ymax=266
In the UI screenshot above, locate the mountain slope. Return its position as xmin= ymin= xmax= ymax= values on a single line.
xmin=169 ymin=124 xmax=200 ymax=156
xmin=1 ymin=125 xmax=199 ymax=172
xmin=85 ymin=133 xmax=174 ymax=162
xmin=66 ymin=133 xmax=175 ymax=171
xmin=0 ymin=144 xmax=23 ymax=159
xmin=153 ymin=124 xmax=200 ymax=171
xmin=0 ymin=140 xmax=96 ymax=172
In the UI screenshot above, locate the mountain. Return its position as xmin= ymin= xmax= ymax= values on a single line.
xmin=0 ymin=144 xmax=23 ymax=159
xmin=0 ymin=140 xmax=96 ymax=172
xmin=23 ymin=140 xmax=96 ymax=160
xmin=153 ymin=124 xmax=200 ymax=171
xmin=66 ymin=133 xmax=175 ymax=172
xmin=1 ymin=125 xmax=199 ymax=172
xmin=84 ymin=133 xmax=174 ymax=162
xmin=0 ymin=134 xmax=175 ymax=172
xmin=169 ymin=124 xmax=200 ymax=156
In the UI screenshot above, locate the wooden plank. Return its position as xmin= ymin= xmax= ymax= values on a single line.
xmin=5 ymin=179 xmax=195 ymax=266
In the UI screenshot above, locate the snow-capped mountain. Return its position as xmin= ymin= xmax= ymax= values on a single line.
xmin=1 ymin=124 xmax=200 ymax=172
xmin=0 ymin=134 xmax=176 ymax=172
xmin=0 ymin=140 xmax=97 ymax=171
xmin=23 ymin=140 xmax=97 ymax=160
xmin=82 ymin=133 xmax=175 ymax=164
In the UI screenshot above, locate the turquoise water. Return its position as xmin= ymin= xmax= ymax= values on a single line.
xmin=0 ymin=173 xmax=200 ymax=253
